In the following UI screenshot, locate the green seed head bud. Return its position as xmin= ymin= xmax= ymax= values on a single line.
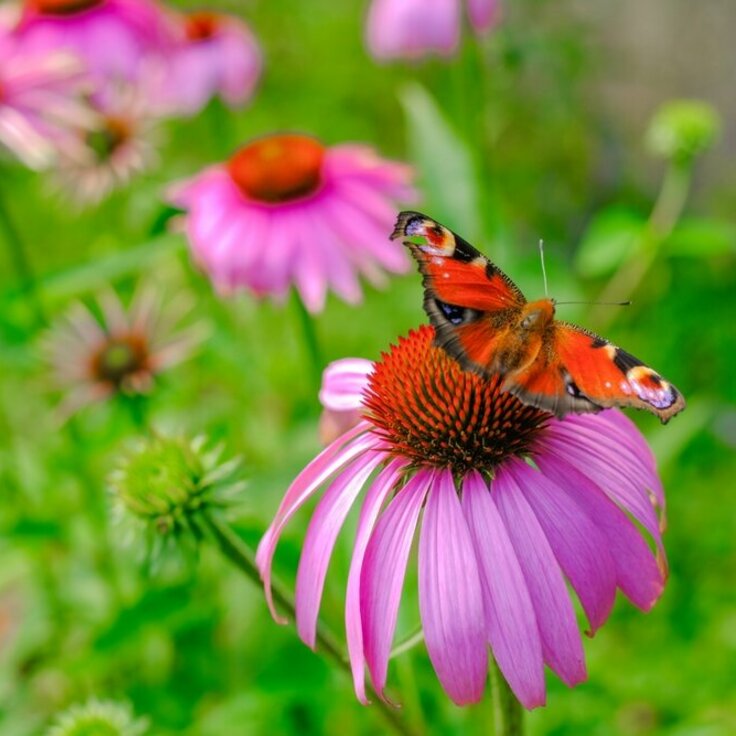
xmin=646 ymin=100 xmax=721 ymax=165
xmin=46 ymin=699 xmax=148 ymax=736
xmin=110 ymin=434 xmax=246 ymax=560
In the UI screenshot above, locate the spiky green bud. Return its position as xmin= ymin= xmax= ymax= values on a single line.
xmin=646 ymin=100 xmax=720 ymax=165
xmin=45 ymin=699 xmax=148 ymax=736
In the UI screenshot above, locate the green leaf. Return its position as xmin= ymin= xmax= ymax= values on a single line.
xmin=665 ymin=217 xmax=736 ymax=258
xmin=575 ymin=206 xmax=646 ymax=277
xmin=399 ymin=82 xmax=482 ymax=240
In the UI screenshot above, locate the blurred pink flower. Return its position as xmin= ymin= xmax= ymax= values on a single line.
xmin=162 ymin=11 xmax=261 ymax=116
xmin=168 ymin=133 xmax=416 ymax=313
xmin=0 ymin=30 xmax=92 ymax=169
xmin=13 ymin=0 xmax=177 ymax=86
xmin=44 ymin=284 xmax=204 ymax=419
xmin=366 ymin=0 xmax=500 ymax=60
xmin=257 ymin=325 xmax=667 ymax=708
xmin=318 ymin=358 xmax=373 ymax=445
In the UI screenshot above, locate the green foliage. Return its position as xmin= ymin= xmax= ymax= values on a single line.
xmin=1 ymin=2 xmax=734 ymax=736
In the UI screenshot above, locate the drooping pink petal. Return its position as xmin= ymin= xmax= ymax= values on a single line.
xmin=361 ymin=469 xmax=432 ymax=700
xmin=295 ymin=450 xmax=385 ymax=648
xmin=419 ymin=469 xmax=487 ymax=705
xmin=535 ymin=451 xmax=665 ymax=611
xmin=256 ymin=423 xmax=377 ymax=622
xmin=505 ymin=458 xmax=617 ymax=634
xmin=461 ymin=471 xmax=546 ymax=708
xmin=493 ymin=466 xmax=587 ymax=686
xmin=345 ymin=458 xmax=407 ymax=703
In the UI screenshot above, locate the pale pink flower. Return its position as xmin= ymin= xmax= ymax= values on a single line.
xmin=366 ymin=0 xmax=500 ymax=60
xmin=13 ymin=0 xmax=177 ymax=86
xmin=162 ymin=11 xmax=261 ymax=116
xmin=258 ymin=326 xmax=668 ymax=708
xmin=168 ymin=133 xmax=416 ymax=313
xmin=44 ymin=284 xmax=204 ymax=419
xmin=318 ymin=358 xmax=373 ymax=445
xmin=0 ymin=30 xmax=92 ymax=169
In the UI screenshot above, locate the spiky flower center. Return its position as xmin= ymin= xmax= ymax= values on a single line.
xmin=27 ymin=0 xmax=103 ymax=15
xmin=184 ymin=11 xmax=221 ymax=41
xmin=92 ymin=335 xmax=147 ymax=385
xmin=86 ymin=116 xmax=130 ymax=162
xmin=364 ymin=326 xmax=550 ymax=474
xmin=228 ymin=134 xmax=325 ymax=204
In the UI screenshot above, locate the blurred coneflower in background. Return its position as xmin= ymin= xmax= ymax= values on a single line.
xmin=168 ymin=132 xmax=417 ymax=313
xmin=44 ymin=284 xmax=205 ymax=419
xmin=365 ymin=0 xmax=500 ymax=61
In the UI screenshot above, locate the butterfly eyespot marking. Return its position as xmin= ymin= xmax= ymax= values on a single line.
xmin=436 ymin=300 xmax=481 ymax=326
xmin=626 ymin=365 xmax=678 ymax=409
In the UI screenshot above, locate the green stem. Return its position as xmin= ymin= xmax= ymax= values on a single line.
xmin=200 ymin=512 xmax=419 ymax=736
xmin=291 ymin=290 xmax=323 ymax=393
xmin=0 ymin=179 xmax=46 ymax=327
xmin=490 ymin=659 xmax=524 ymax=736
xmin=592 ymin=161 xmax=692 ymax=327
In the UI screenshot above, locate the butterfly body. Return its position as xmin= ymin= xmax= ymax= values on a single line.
xmin=392 ymin=210 xmax=685 ymax=423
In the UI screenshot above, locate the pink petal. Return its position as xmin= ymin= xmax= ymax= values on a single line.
xmin=493 ymin=466 xmax=586 ymax=686
xmin=319 ymin=358 xmax=374 ymax=412
xmin=345 ymin=458 xmax=407 ymax=703
xmin=419 ymin=469 xmax=488 ymax=705
xmin=462 ymin=471 xmax=546 ymax=709
xmin=256 ymin=422 xmax=376 ymax=622
xmin=361 ymin=469 xmax=432 ymax=700
xmin=295 ymin=450 xmax=386 ymax=648
xmin=535 ymin=452 xmax=665 ymax=611
xmin=466 ymin=0 xmax=501 ymax=32
xmin=506 ymin=459 xmax=617 ymax=635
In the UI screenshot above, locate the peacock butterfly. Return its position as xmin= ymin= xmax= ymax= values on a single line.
xmin=391 ymin=210 xmax=685 ymax=423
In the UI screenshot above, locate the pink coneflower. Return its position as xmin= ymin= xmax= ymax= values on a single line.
xmin=168 ymin=133 xmax=416 ymax=313
xmin=13 ymin=0 xmax=176 ymax=86
xmin=0 ymin=31 xmax=91 ymax=169
xmin=257 ymin=325 xmax=667 ymax=708
xmin=52 ymin=79 xmax=159 ymax=204
xmin=44 ymin=285 xmax=203 ymax=418
xmin=366 ymin=0 xmax=500 ymax=60
xmin=163 ymin=10 xmax=261 ymax=116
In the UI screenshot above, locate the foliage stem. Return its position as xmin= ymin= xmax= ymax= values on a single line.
xmin=592 ymin=161 xmax=691 ymax=326
xmin=490 ymin=658 xmax=524 ymax=736
xmin=0 ymin=179 xmax=46 ymax=328
xmin=291 ymin=290 xmax=323 ymax=393
xmin=200 ymin=511 xmax=420 ymax=736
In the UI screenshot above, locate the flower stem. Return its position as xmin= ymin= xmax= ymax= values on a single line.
xmin=591 ymin=161 xmax=692 ymax=327
xmin=490 ymin=659 xmax=524 ymax=736
xmin=0 ymin=178 xmax=46 ymax=328
xmin=291 ymin=290 xmax=323 ymax=393
xmin=199 ymin=511 xmax=419 ymax=736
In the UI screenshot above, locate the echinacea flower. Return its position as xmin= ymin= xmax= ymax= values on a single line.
xmin=0 ymin=31 xmax=92 ymax=169
xmin=44 ymin=285 xmax=203 ymax=418
xmin=366 ymin=0 xmax=500 ymax=61
xmin=257 ymin=325 xmax=667 ymax=708
xmin=53 ymin=78 xmax=160 ymax=204
xmin=168 ymin=133 xmax=416 ymax=312
xmin=162 ymin=10 xmax=261 ymax=116
xmin=14 ymin=0 xmax=177 ymax=87
xmin=45 ymin=698 xmax=148 ymax=736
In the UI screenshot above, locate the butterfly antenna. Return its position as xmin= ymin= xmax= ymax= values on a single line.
xmin=539 ymin=239 xmax=549 ymax=297
xmin=555 ymin=300 xmax=632 ymax=307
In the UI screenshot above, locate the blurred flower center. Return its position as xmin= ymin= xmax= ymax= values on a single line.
xmin=364 ymin=326 xmax=550 ymax=474
xmin=228 ymin=134 xmax=326 ymax=203
xmin=92 ymin=336 xmax=147 ymax=385
xmin=27 ymin=0 xmax=103 ymax=15
xmin=86 ymin=116 xmax=131 ymax=162
xmin=184 ymin=11 xmax=221 ymax=41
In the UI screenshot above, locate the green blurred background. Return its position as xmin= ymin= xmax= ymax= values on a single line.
xmin=1 ymin=1 xmax=735 ymax=734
